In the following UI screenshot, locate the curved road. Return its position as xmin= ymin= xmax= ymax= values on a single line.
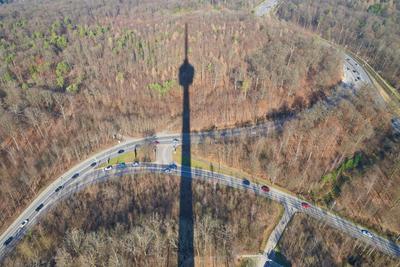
xmin=0 ymin=1 xmax=398 ymax=261
xmin=0 ymin=126 xmax=399 ymax=261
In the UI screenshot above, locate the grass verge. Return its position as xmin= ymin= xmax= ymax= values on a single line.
xmin=98 ymin=151 xmax=136 ymax=168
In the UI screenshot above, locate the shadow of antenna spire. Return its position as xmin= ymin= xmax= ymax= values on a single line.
xmin=178 ymin=23 xmax=195 ymax=267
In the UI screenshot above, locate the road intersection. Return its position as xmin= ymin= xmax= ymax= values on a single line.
xmin=0 ymin=1 xmax=397 ymax=264
xmin=1 ymin=126 xmax=399 ymax=263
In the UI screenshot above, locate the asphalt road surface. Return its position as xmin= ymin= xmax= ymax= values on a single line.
xmin=342 ymin=54 xmax=372 ymax=87
xmin=255 ymin=0 xmax=278 ymax=16
xmin=1 ymin=127 xmax=400 ymax=261
xmin=0 ymin=1 xmax=397 ymax=261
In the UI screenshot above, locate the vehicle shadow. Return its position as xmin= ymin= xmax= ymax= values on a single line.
xmin=178 ymin=23 xmax=195 ymax=267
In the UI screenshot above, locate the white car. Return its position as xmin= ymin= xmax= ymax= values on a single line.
xmin=104 ymin=165 xmax=113 ymax=171
xmin=20 ymin=219 xmax=29 ymax=228
xmin=132 ymin=161 xmax=140 ymax=167
xmin=361 ymin=229 xmax=373 ymax=238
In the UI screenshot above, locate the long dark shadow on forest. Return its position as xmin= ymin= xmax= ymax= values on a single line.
xmin=178 ymin=23 xmax=195 ymax=267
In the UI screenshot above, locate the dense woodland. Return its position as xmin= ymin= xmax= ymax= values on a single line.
xmin=3 ymin=173 xmax=282 ymax=266
xmin=1 ymin=0 xmax=399 ymax=264
xmin=193 ymin=85 xmax=400 ymax=240
xmin=277 ymin=0 xmax=400 ymax=92
xmin=0 ymin=0 xmax=341 ymax=231
xmin=278 ymin=213 xmax=400 ymax=266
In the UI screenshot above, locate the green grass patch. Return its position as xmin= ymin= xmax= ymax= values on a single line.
xmin=148 ymin=79 xmax=176 ymax=95
xmin=173 ymin=147 xmax=296 ymax=196
xmin=173 ymin=147 xmax=251 ymax=179
xmin=98 ymin=151 xmax=136 ymax=168
xmin=320 ymin=153 xmax=362 ymax=205
xmin=322 ymin=153 xmax=362 ymax=184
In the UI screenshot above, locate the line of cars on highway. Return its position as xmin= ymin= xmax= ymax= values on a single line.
xmin=2 ymin=142 xmax=375 ymax=248
xmin=242 ymin=178 xmax=375 ymax=239
xmin=345 ymin=57 xmax=363 ymax=82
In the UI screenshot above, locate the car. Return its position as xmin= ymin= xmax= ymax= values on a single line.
xmin=104 ymin=165 xmax=113 ymax=171
xmin=90 ymin=162 xmax=97 ymax=167
xmin=71 ymin=173 xmax=79 ymax=179
xmin=132 ymin=161 xmax=140 ymax=167
xmin=242 ymin=179 xmax=250 ymax=186
xmin=116 ymin=162 xmax=126 ymax=169
xmin=169 ymin=163 xmax=177 ymax=169
xmin=357 ymin=76 xmax=360 ymax=80
xmin=55 ymin=185 xmax=63 ymax=192
xmin=172 ymin=138 xmax=179 ymax=143
xmin=118 ymin=149 xmax=125 ymax=154
xmin=346 ymin=67 xmax=350 ymax=70
xmin=35 ymin=203 xmax=44 ymax=212
xmin=361 ymin=229 xmax=373 ymax=238
xmin=353 ymin=70 xmax=356 ymax=73
xmin=153 ymin=140 xmax=160 ymax=145
xmin=3 ymin=236 xmax=13 ymax=246
xmin=261 ymin=185 xmax=270 ymax=192
xmin=19 ymin=219 xmax=29 ymax=228
xmin=346 ymin=58 xmax=350 ymax=61
xmin=301 ymin=202 xmax=311 ymax=208
xmin=163 ymin=168 xmax=171 ymax=173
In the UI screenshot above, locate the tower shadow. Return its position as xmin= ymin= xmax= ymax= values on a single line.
xmin=178 ymin=23 xmax=195 ymax=267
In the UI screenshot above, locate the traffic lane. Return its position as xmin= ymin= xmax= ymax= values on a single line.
xmin=2 ymin=165 xmax=399 ymax=259
xmin=0 ymin=164 xmax=277 ymax=251
xmin=132 ymin=167 xmax=400 ymax=257
xmin=344 ymin=56 xmax=371 ymax=84
xmin=304 ymin=207 xmax=400 ymax=256
xmin=0 ymin=165 xmax=169 ymax=252
xmin=0 ymin=120 xmax=309 ymax=244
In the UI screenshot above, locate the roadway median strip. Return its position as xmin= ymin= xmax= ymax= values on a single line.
xmin=1 ymin=162 xmax=399 ymax=262
xmin=1 ymin=125 xmax=400 ymax=262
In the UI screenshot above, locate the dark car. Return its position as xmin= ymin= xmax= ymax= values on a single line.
xmin=118 ymin=149 xmax=125 ymax=154
xmin=71 ymin=173 xmax=79 ymax=179
xmin=153 ymin=140 xmax=160 ymax=145
xmin=169 ymin=163 xmax=177 ymax=170
xmin=116 ymin=162 xmax=126 ymax=169
xmin=55 ymin=185 xmax=63 ymax=193
xmin=3 ymin=236 xmax=13 ymax=246
xmin=301 ymin=202 xmax=311 ymax=208
xmin=35 ymin=203 xmax=44 ymax=212
xmin=90 ymin=162 xmax=97 ymax=167
xmin=261 ymin=185 xmax=270 ymax=192
xmin=242 ymin=179 xmax=250 ymax=186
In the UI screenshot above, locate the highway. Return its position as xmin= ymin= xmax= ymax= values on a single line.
xmin=1 ymin=128 xmax=400 ymax=262
xmin=342 ymin=54 xmax=372 ymax=88
xmin=0 ymin=0 xmax=397 ymax=263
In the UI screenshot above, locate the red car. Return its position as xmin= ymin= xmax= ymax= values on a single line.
xmin=301 ymin=202 xmax=311 ymax=208
xmin=261 ymin=185 xmax=270 ymax=192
